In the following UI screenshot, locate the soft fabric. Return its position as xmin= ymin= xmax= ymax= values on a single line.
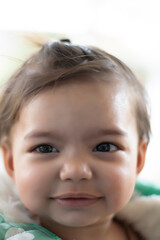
xmin=0 ymin=216 xmax=61 ymax=240
xmin=0 ymin=172 xmax=160 ymax=240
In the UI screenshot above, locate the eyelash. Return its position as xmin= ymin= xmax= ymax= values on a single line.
xmin=33 ymin=142 xmax=119 ymax=154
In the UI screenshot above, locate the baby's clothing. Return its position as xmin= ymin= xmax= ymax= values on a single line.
xmin=0 ymin=173 xmax=160 ymax=240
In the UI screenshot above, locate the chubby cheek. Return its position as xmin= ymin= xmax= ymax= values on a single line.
xmin=14 ymin=160 xmax=53 ymax=213
xmin=99 ymin=162 xmax=137 ymax=212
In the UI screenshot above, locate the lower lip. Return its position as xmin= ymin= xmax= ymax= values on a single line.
xmin=52 ymin=197 xmax=101 ymax=208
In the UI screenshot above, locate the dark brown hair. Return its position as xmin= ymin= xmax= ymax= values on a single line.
xmin=0 ymin=40 xmax=151 ymax=144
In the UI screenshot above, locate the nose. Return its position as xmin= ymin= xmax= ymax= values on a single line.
xmin=59 ymin=158 xmax=93 ymax=182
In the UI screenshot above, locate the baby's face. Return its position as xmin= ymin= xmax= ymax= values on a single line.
xmin=4 ymin=76 xmax=146 ymax=230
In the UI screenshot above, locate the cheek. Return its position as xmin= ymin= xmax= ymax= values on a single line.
xmin=99 ymin=162 xmax=137 ymax=210
xmin=14 ymin=160 xmax=54 ymax=211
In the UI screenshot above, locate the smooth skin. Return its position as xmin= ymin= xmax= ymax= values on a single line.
xmin=3 ymin=76 xmax=147 ymax=240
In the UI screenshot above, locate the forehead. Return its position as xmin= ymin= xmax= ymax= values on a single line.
xmin=24 ymin=74 xmax=131 ymax=119
xmin=12 ymin=75 xmax=137 ymax=142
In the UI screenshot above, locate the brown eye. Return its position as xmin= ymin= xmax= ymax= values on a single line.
xmin=93 ymin=143 xmax=118 ymax=152
xmin=35 ymin=145 xmax=58 ymax=153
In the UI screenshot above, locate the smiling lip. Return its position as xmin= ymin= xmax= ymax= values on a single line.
xmin=50 ymin=193 xmax=102 ymax=208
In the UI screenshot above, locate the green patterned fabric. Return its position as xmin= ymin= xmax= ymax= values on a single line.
xmin=0 ymin=215 xmax=62 ymax=240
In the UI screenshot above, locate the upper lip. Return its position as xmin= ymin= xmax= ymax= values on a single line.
xmin=52 ymin=193 xmax=102 ymax=199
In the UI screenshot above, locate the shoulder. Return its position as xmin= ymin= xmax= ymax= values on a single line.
xmin=0 ymin=214 xmax=61 ymax=240
xmin=117 ymin=180 xmax=160 ymax=240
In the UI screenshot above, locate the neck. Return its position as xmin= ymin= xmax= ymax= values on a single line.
xmin=40 ymin=217 xmax=128 ymax=240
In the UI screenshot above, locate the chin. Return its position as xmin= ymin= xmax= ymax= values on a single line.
xmin=56 ymin=215 xmax=106 ymax=228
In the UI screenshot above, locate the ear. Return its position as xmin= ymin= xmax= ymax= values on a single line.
xmin=136 ymin=139 xmax=147 ymax=174
xmin=2 ymin=142 xmax=15 ymax=182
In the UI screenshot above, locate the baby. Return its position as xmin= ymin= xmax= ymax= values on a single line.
xmin=0 ymin=40 xmax=159 ymax=240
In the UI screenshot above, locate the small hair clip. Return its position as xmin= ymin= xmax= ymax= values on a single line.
xmin=60 ymin=39 xmax=71 ymax=44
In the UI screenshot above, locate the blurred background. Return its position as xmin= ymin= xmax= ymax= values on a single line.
xmin=0 ymin=0 xmax=160 ymax=184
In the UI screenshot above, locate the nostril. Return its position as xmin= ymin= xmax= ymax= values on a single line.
xmin=59 ymin=163 xmax=92 ymax=181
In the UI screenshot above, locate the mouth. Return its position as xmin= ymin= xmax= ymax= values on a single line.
xmin=50 ymin=193 xmax=103 ymax=208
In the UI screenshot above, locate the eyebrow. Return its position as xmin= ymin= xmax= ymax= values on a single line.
xmin=24 ymin=131 xmax=62 ymax=141
xmin=24 ymin=128 xmax=127 ymax=141
xmin=85 ymin=128 xmax=127 ymax=139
